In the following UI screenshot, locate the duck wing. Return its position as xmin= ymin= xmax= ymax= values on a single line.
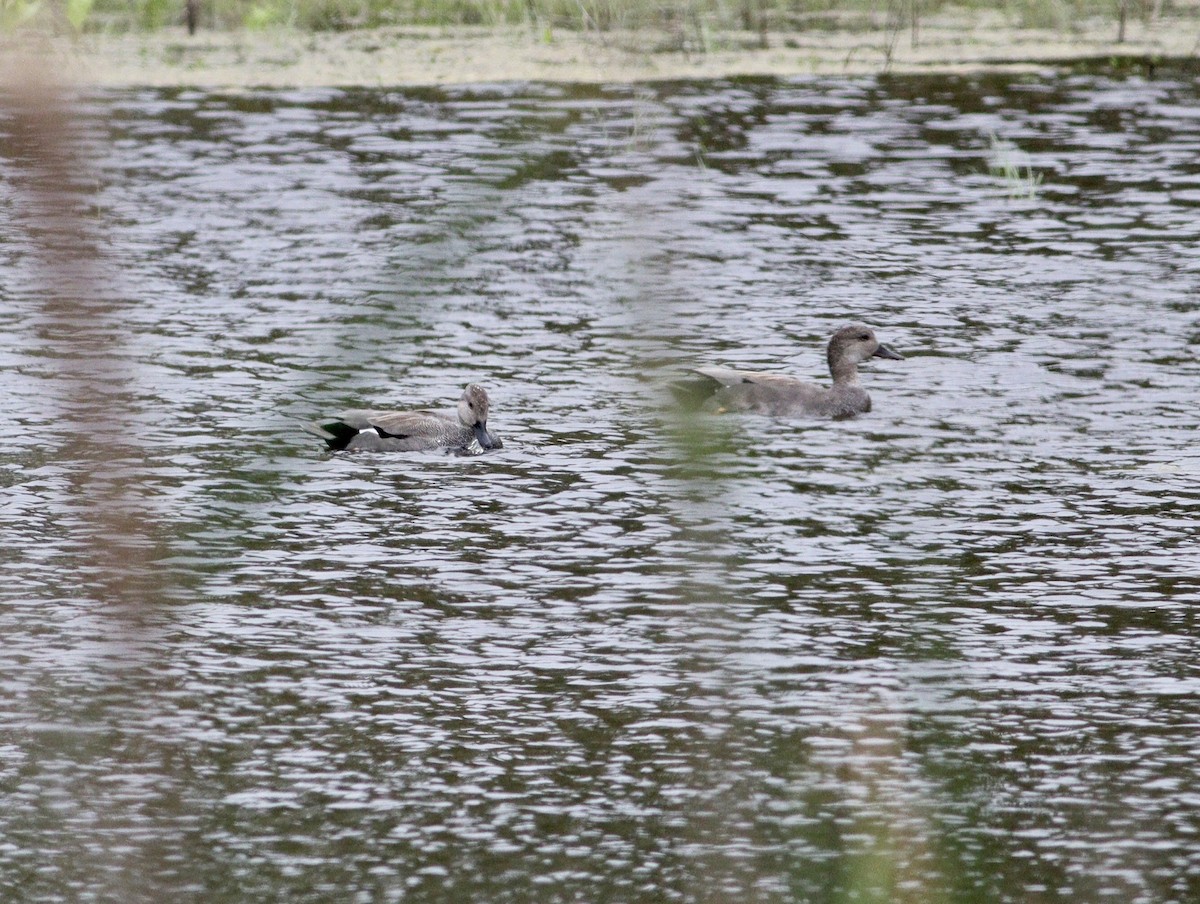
xmin=306 ymin=408 xmax=462 ymax=451
xmin=673 ymin=367 xmax=779 ymax=406
xmin=683 ymin=369 xmax=832 ymax=416
xmin=688 ymin=366 xmax=757 ymax=388
xmin=363 ymin=408 xmax=454 ymax=438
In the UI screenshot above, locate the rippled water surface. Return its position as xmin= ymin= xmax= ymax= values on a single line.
xmin=2 ymin=69 xmax=1199 ymax=903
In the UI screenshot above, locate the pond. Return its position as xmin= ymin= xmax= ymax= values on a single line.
xmin=1 ymin=68 xmax=1198 ymax=903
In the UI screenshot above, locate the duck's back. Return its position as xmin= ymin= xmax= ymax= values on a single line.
xmin=690 ymin=367 xmax=870 ymax=418
xmin=309 ymin=408 xmax=470 ymax=451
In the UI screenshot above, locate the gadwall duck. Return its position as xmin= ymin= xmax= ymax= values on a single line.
xmin=680 ymin=324 xmax=902 ymax=418
xmin=305 ymin=383 xmax=501 ymax=452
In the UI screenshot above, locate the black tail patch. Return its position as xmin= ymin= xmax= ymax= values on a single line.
xmin=319 ymin=421 xmax=362 ymax=451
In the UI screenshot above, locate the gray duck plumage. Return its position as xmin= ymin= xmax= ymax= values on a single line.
xmin=305 ymin=383 xmax=501 ymax=452
xmin=681 ymin=324 xmax=903 ymax=418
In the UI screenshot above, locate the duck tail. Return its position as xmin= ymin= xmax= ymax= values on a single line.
xmin=669 ymin=375 xmax=720 ymax=410
xmin=303 ymin=419 xmax=359 ymax=451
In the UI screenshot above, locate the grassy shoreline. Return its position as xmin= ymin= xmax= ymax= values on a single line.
xmin=5 ymin=5 xmax=1198 ymax=88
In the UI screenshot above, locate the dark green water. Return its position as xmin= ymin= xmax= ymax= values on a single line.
xmin=1 ymin=71 xmax=1198 ymax=903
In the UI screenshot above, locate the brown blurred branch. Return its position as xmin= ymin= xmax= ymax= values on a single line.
xmin=3 ymin=64 xmax=167 ymax=612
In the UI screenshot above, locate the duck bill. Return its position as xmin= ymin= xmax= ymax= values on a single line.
xmin=873 ymin=343 xmax=903 ymax=360
xmin=473 ymin=422 xmax=497 ymax=450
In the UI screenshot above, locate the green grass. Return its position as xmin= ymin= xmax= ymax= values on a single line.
xmin=14 ymin=0 xmax=1185 ymax=36
xmin=987 ymin=131 xmax=1043 ymax=199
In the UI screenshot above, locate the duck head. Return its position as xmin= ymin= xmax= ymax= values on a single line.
xmin=457 ymin=383 xmax=499 ymax=450
xmin=827 ymin=324 xmax=903 ymax=381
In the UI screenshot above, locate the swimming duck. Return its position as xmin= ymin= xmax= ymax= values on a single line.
xmin=680 ymin=324 xmax=902 ymax=418
xmin=305 ymin=383 xmax=501 ymax=452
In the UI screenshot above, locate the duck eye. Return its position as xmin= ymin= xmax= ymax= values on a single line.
xmin=858 ymin=333 xmax=871 ymax=341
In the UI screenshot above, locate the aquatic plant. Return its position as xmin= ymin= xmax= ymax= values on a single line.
xmin=986 ymin=131 xmax=1043 ymax=199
